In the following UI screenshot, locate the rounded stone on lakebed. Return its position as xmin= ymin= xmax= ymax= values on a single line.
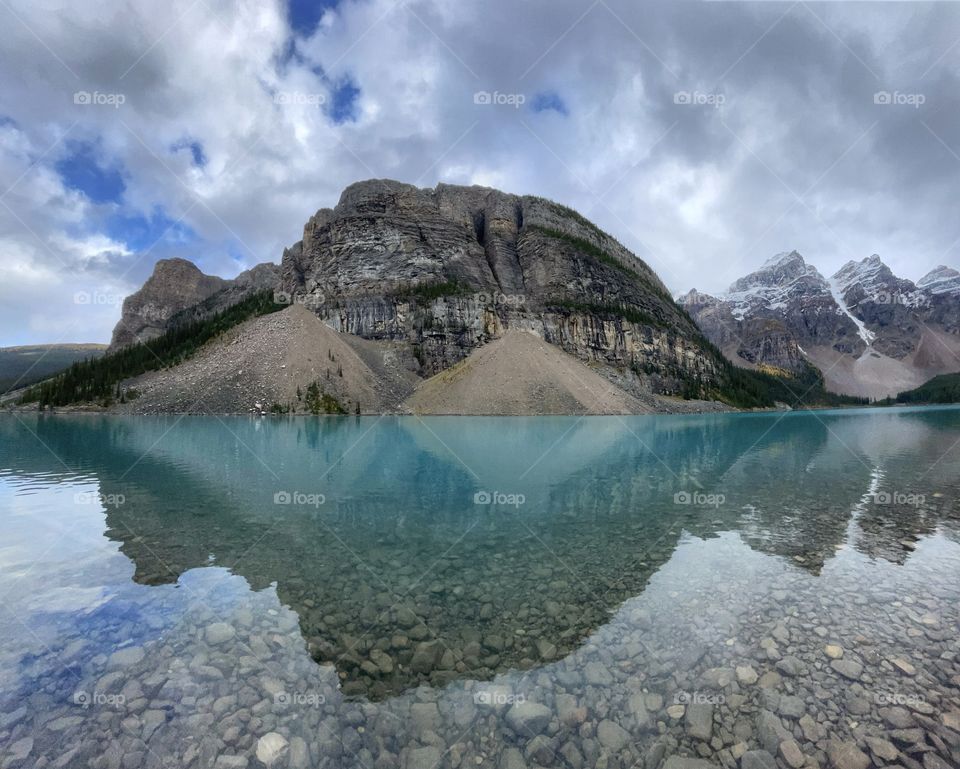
xmin=824 ymin=644 xmax=844 ymax=659
xmin=505 ymin=702 xmax=552 ymax=734
xmin=107 ymin=646 xmax=145 ymax=669
xmin=256 ymin=732 xmax=289 ymax=768
xmin=736 ymin=665 xmax=759 ymax=685
xmin=205 ymin=622 xmax=236 ymax=645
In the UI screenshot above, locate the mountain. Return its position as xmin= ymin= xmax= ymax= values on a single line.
xmin=683 ymin=252 xmax=960 ymax=400
xmin=0 ymin=343 xmax=106 ymax=394
xmin=109 ymin=258 xmax=278 ymax=350
xmin=278 ymin=179 xmax=713 ymax=381
xmin=21 ymin=180 xmax=871 ymax=414
xmin=683 ymin=251 xmax=851 ymax=372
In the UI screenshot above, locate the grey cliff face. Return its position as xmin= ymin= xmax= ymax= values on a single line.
xmin=279 ymin=180 xmax=719 ymax=385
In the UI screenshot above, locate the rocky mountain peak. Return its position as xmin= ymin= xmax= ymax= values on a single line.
xmin=282 ymin=178 xmax=673 ymax=311
xmin=831 ymin=254 xmax=924 ymax=309
xmin=918 ymin=265 xmax=960 ymax=295
xmin=109 ymin=258 xmax=279 ymax=351
xmin=721 ymin=250 xmax=830 ymax=323
xmin=109 ymin=259 xmax=229 ymax=350
xmin=729 ymin=250 xmax=826 ymax=294
xmin=832 ymin=254 xmax=886 ymax=284
xmin=760 ymin=249 xmax=805 ymax=270
xmin=677 ymin=288 xmax=718 ymax=306
xmin=279 ymin=178 xmax=714 ymax=383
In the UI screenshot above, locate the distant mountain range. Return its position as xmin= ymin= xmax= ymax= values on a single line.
xmin=0 ymin=344 xmax=106 ymax=395
xmin=680 ymin=252 xmax=960 ymax=400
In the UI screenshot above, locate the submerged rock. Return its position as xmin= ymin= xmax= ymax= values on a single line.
xmin=506 ymin=702 xmax=552 ymax=735
xmin=206 ymin=623 xmax=236 ymax=645
xmin=256 ymin=733 xmax=289 ymax=768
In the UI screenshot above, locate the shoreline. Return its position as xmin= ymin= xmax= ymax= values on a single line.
xmin=5 ymin=401 xmax=959 ymax=419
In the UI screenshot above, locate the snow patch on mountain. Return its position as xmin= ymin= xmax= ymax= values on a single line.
xmin=828 ymin=277 xmax=875 ymax=346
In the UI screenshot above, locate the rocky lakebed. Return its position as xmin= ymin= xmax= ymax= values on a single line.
xmin=1 ymin=408 xmax=959 ymax=769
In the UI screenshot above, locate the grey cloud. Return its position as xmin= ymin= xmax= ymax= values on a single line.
xmin=0 ymin=0 xmax=958 ymax=344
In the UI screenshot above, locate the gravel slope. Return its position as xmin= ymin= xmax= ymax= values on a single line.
xmin=402 ymin=330 xmax=650 ymax=415
xmin=115 ymin=305 xmax=420 ymax=414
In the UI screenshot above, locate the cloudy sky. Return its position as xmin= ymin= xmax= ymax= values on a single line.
xmin=1 ymin=0 xmax=958 ymax=345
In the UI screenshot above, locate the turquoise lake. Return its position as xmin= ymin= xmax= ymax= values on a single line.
xmin=1 ymin=408 xmax=959 ymax=769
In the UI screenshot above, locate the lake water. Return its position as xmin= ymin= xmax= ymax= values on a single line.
xmin=1 ymin=408 xmax=959 ymax=769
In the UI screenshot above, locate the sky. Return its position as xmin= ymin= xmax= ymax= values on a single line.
xmin=0 ymin=0 xmax=958 ymax=346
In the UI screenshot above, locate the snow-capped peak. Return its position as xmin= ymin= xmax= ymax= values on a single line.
xmin=761 ymin=250 xmax=804 ymax=270
xmin=832 ymin=255 xmax=884 ymax=286
xmin=721 ymin=251 xmax=829 ymax=320
xmin=831 ymin=255 xmax=925 ymax=309
xmin=918 ymin=265 xmax=960 ymax=295
xmin=728 ymin=251 xmax=826 ymax=293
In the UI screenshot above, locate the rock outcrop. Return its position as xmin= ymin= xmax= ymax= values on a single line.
xmin=109 ymin=258 xmax=228 ymax=350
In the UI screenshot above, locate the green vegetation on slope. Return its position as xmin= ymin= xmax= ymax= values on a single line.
xmin=304 ymin=380 xmax=347 ymax=414
xmin=392 ymin=280 xmax=473 ymax=303
xmin=711 ymin=359 xmax=865 ymax=409
xmin=525 ymin=226 xmax=681 ymax=314
xmin=548 ymin=299 xmax=663 ymax=330
xmin=700 ymin=335 xmax=867 ymax=409
xmin=888 ymin=372 xmax=960 ymax=405
xmin=20 ymin=291 xmax=284 ymax=408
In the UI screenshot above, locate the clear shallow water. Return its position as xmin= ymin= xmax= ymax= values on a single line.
xmin=1 ymin=408 xmax=959 ymax=769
